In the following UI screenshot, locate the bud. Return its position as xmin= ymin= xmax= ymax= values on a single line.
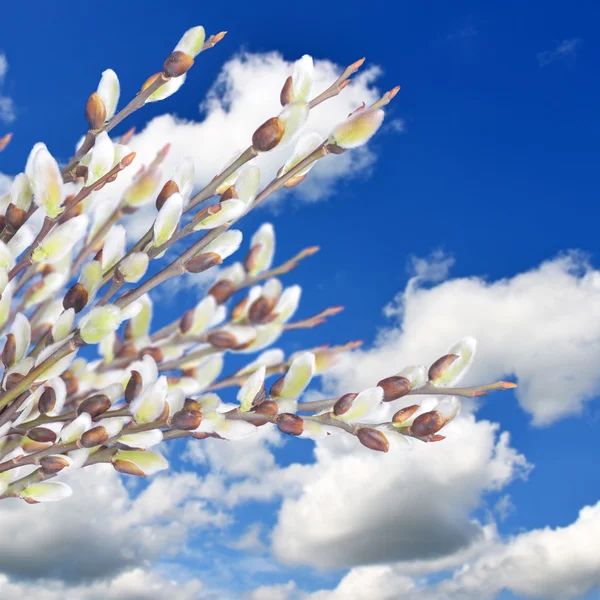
xmin=280 ymin=75 xmax=294 ymax=106
xmin=245 ymin=223 xmax=275 ymax=276
xmin=163 ymin=51 xmax=194 ymax=78
xmin=428 ymin=354 xmax=459 ymax=383
xmin=38 ymin=387 xmax=57 ymax=414
xmin=279 ymin=132 xmax=322 ymax=187
xmin=184 ymin=251 xmax=223 ymax=273
xmin=430 ymin=337 xmax=477 ymax=386
xmin=140 ymin=346 xmax=164 ymax=363
xmin=20 ymin=481 xmax=73 ymax=503
xmin=79 ymin=305 xmax=123 ymax=344
xmin=237 ymin=366 xmax=266 ymax=412
xmin=333 ymin=393 xmax=358 ymax=416
xmin=156 ymin=180 xmax=179 ymax=210
xmin=207 ymin=330 xmax=238 ymax=349
xmin=5 ymin=204 xmax=27 ymax=231
xmin=291 ymin=55 xmax=314 ymax=102
xmin=269 ymin=375 xmax=285 ymax=398
xmin=39 ymin=455 xmax=72 ymax=474
xmin=31 ymin=146 xmax=64 ymax=218
xmin=80 ymin=425 xmax=110 ymax=448
xmin=248 ymin=296 xmax=276 ymax=324
xmin=77 ymin=394 xmax=111 ymax=418
xmin=328 ymin=107 xmax=385 ymax=150
xmin=357 ymin=428 xmax=389 ymax=453
xmin=392 ymin=404 xmax=419 ymax=424
xmin=278 ymin=101 xmax=310 ymax=146
xmin=85 ymin=92 xmax=107 ymax=129
xmin=5 ymin=372 xmax=25 ymax=391
xmin=276 ymin=413 xmax=304 ymax=436
xmin=60 ymin=413 xmax=92 ymax=443
xmin=31 ymin=215 xmax=89 ymax=264
xmin=27 ymin=427 xmax=57 ymax=443
xmin=118 ymin=252 xmax=149 ymax=283
xmin=193 ymin=199 xmax=246 ymax=230
xmin=144 ymin=73 xmax=186 ymax=103
xmin=86 ymin=131 xmax=115 ymax=186
xmin=208 ymin=279 xmax=237 ymax=304
xmin=151 ymin=192 xmax=183 ymax=250
xmin=410 ymin=411 xmax=444 ymax=438
xmin=174 ymin=26 xmax=206 ymax=58
xmin=112 ymin=449 xmax=168 ymax=477
xmin=377 ymin=375 xmax=412 ymax=402
xmin=250 ymin=399 xmax=279 ymax=426
xmin=275 ymin=352 xmax=315 ymax=399
xmin=125 ymin=370 xmax=143 ymax=404
xmin=113 ymin=458 xmax=146 ymax=477
xmin=220 ymin=186 xmax=238 ymax=201
xmin=252 ymin=117 xmax=285 ymax=152
xmin=97 ymin=69 xmax=120 ymax=121
xmin=171 ymin=409 xmax=203 ymax=430
xmin=2 ymin=333 xmax=16 ymax=368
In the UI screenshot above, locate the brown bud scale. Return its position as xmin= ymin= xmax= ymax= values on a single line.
xmin=428 ymin=354 xmax=459 ymax=382
xmin=356 ymin=427 xmax=389 ymax=453
xmin=77 ymin=394 xmax=111 ymax=418
xmin=276 ymin=413 xmax=304 ymax=436
xmin=280 ymin=76 xmax=294 ymax=106
xmin=333 ymin=393 xmax=358 ymax=416
xmin=410 ymin=411 xmax=444 ymax=438
xmin=6 ymin=204 xmax=27 ymax=231
xmin=163 ymin=51 xmax=194 ymax=78
xmin=378 ymin=375 xmax=412 ymax=402
xmin=252 ymin=117 xmax=284 ymax=152
xmin=171 ymin=409 xmax=203 ymax=430
xmin=85 ymin=92 xmax=107 ymax=129
xmin=27 ymin=427 xmax=57 ymax=443
xmin=81 ymin=425 xmax=110 ymax=448
xmin=392 ymin=404 xmax=419 ymax=424
xmin=63 ymin=283 xmax=88 ymax=313
xmin=2 ymin=333 xmax=16 ymax=368
xmin=38 ymin=387 xmax=57 ymax=414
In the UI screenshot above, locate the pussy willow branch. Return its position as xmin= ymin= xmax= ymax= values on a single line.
xmin=0 ymin=336 xmax=81 ymax=411
xmin=101 ymin=55 xmax=364 ymax=285
xmin=148 ymin=245 xmax=320 ymax=343
xmin=293 ymin=381 xmax=518 ymax=414
xmin=110 ymin=144 xmax=329 ymax=311
xmin=8 ymin=154 xmax=135 ymax=283
xmin=61 ymin=32 xmax=226 ymax=181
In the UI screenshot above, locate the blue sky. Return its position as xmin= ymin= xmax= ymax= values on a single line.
xmin=0 ymin=1 xmax=599 ymax=599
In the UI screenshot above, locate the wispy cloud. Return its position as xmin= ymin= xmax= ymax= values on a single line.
xmin=447 ymin=25 xmax=478 ymax=42
xmin=0 ymin=52 xmax=16 ymax=123
xmin=537 ymin=38 xmax=581 ymax=67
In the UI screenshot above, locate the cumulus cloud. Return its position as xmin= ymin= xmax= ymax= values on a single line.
xmin=0 ymin=568 xmax=207 ymax=600
xmin=271 ymin=417 xmax=528 ymax=569
xmin=306 ymin=500 xmax=600 ymax=600
xmin=327 ymin=251 xmax=600 ymax=425
xmin=87 ymin=51 xmax=387 ymax=240
xmin=0 ymin=52 xmax=16 ymax=123
xmin=0 ymin=463 xmax=230 ymax=582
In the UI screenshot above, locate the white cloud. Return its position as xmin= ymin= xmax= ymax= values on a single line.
xmin=271 ymin=417 xmax=529 ymax=569
xmin=0 ymin=52 xmax=16 ymax=123
xmin=306 ymin=500 xmax=600 ymax=600
xmin=538 ymin=39 xmax=581 ymax=67
xmin=0 ymin=463 xmax=230 ymax=582
xmin=327 ymin=251 xmax=600 ymax=425
xmin=0 ymin=568 xmax=207 ymax=600
xmin=88 ymin=51 xmax=387 ymax=241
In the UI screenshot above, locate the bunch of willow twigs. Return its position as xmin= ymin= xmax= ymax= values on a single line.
xmin=0 ymin=25 xmax=515 ymax=503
